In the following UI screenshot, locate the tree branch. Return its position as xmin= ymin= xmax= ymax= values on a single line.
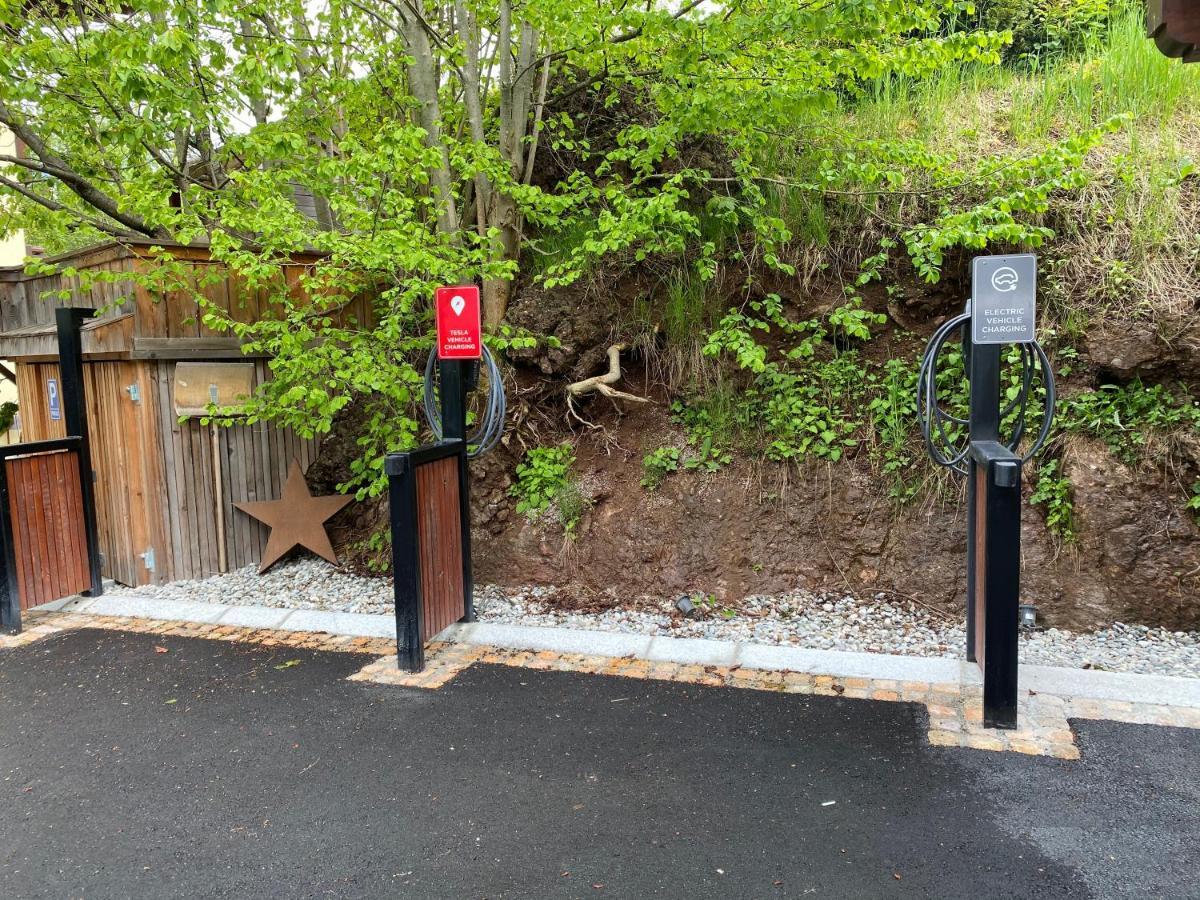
xmin=522 ymin=53 xmax=552 ymax=185
xmin=0 ymin=99 xmax=166 ymax=237
xmin=0 ymin=173 xmax=143 ymax=238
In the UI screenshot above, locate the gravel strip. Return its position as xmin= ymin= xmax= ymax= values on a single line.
xmin=109 ymin=558 xmax=1200 ymax=678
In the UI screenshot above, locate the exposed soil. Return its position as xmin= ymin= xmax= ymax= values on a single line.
xmin=322 ymin=268 xmax=1200 ymax=634
xmin=467 ymin=396 xmax=1200 ymax=633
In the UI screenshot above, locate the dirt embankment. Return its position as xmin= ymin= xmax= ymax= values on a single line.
xmin=325 ymin=270 xmax=1200 ymax=633
xmin=468 ymin=405 xmax=1200 ymax=634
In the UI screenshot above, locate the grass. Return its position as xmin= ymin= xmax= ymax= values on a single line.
xmin=630 ymin=264 xmax=729 ymax=390
xmin=759 ymin=2 xmax=1200 ymax=323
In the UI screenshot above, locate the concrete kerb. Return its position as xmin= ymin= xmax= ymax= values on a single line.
xmin=24 ymin=595 xmax=1200 ymax=710
xmin=1022 ymin=663 xmax=1200 ymax=709
xmin=443 ymin=622 xmax=653 ymax=659
xmin=282 ymin=609 xmax=397 ymax=639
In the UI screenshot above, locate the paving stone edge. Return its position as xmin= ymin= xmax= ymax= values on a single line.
xmin=33 ymin=594 xmax=1200 ymax=709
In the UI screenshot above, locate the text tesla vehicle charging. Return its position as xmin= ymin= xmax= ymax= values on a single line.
xmin=423 ymin=285 xmax=506 ymax=456
xmin=917 ymin=254 xmax=1056 ymax=728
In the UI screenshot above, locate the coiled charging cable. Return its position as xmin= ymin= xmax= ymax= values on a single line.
xmin=916 ymin=308 xmax=1056 ymax=476
xmin=422 ymin=345 xmax=506 ymax=458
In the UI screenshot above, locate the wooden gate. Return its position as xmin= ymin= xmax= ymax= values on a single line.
xmin=0 ymin=438 xmax=103 ymax=631
xmin=0 ymin=308 xmax=104 ymax=634
xmin=386 ymin=440 xmax=474 ymax=671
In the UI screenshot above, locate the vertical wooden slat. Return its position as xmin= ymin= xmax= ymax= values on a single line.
xmin=188 ymin=416 xmax=216 ymax=576
xmin=51 ymin=452 xmax=77 ymax=600
xmin=8 ymin=457 xmax=32 ymax=606
xmin=56 ymin=448 xmax=83 ymax=590
xmin=138 ymin=361 xmax=171 ymax=583
xmin=31 ymin=455 xmax=55 ymax=602
xmin=412 ymin=455 xmax=464 ymax=642
xmin=155 ymin=362 xmax=184 ymax=580
xmin=5 ymin=449 xmax=90 ymax=609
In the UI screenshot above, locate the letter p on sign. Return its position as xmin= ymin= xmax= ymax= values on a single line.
xmin=435 ymin=285 xmax=482 ymax=360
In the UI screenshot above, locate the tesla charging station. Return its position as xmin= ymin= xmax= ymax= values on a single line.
xmin=918 ymin=255 xmax=1056 ymax=728
xmin=386 ymin=285 xmax=505 ymax=671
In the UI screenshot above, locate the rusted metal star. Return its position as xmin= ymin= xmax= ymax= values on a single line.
xmin=235 ymin=460 xmax=353 ymax=573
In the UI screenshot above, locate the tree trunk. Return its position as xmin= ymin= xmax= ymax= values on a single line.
xmin=404 ymin=1 xmax=459 ymax=237
xmin=482 ymin=278 xmax=512 ymax=329
xmin=482 ymin=186 xmax=523 ymax=327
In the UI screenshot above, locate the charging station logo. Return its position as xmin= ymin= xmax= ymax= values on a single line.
xmin=436 ymin=285 xmax=482 ymax=359
xmin=991 ymin=266 xmax=1020 ymax=293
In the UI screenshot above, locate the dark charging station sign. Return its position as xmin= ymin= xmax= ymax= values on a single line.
xmin=972 ymin=254 xmax=1037 ymax=345
xmin=435 ymin=285 xmax=482 ymax=360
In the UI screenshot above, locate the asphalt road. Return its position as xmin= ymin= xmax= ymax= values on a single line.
xmin=1 ymin=629 xmax=1196 ymax=899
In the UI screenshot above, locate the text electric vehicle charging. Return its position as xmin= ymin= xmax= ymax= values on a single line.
xmin=385 ymin=285 xmax=507 ymax=671
xmin=917 ymin=254 xmax=1055 ymax=728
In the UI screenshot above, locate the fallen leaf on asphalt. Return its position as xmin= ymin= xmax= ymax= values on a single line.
xmin=154 ymin=646 xmax=169 ymax=654
xmin=275 ymin=659 xmax=301 ymax=670
xmin=893 ymin=873 xmax=902 ymax=880
xmin=592 ymin=884 xmax=604 ymax=890
xmin=165 ymin=699 xmax=177 ymax=704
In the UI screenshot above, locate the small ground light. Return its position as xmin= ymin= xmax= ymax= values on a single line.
xmin=675 ymin=596 xmax=698 ymax=618
xmin=1019 ymin=604 xmax=1038 ymax=629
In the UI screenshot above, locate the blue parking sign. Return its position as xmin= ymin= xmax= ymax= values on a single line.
xmin=48 ymin=377 xmax=61 ymax=421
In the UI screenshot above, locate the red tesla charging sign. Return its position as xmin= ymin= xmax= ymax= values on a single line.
xmin=435 ymin=285 xmax=482 ymax=359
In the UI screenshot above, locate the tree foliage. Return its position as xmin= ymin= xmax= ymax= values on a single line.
xmin=1 ymin=0 xmax=1092 ymax=494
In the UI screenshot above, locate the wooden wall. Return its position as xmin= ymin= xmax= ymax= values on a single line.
xmin=0 ymin=241 xmax=373 ymax=360
xmin=149 ymin=359 xmax=319 ymax=580
xmin=0 ymin=245 xmax=137 ymax=335
xmin=14 ymin=359 xmax=319 ymax=586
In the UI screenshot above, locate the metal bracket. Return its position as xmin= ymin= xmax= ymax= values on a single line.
xmin=126 ymin=383 xmax=141 ymax=404
xmin=140 ymin=547 xmax=156 ymax=572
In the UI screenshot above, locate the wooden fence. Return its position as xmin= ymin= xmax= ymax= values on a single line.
xmin=0 ymin=437 xmax=102 ymax=630
xmin=16 ymin=359 xmax=317 ymax=585
xmin=386 ymin=441 xmax=474 ymax=671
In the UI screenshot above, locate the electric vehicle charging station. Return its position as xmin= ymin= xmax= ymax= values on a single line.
xmin=385 ymin=285 xmax=506 ymax=671
xmin=918 ymin=254 xmax=1056 ymax=729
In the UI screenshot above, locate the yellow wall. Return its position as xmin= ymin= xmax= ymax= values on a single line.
xmin=0 ymin=126 xmax=24 ymax=266
xmin=0 ymin=126 xmax=23 ymax=427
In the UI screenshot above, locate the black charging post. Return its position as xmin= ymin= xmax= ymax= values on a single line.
xmin=918 ymin=254 xmax=1054 ymax=729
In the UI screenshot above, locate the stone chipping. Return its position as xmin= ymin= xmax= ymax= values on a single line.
xmin=108 ymin=557 xmax=1200 ymax=678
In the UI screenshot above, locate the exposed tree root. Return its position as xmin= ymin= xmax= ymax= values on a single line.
xmin=566 ymin=343 xmax=650 ymax=404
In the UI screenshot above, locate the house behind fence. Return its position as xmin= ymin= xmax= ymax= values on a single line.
xmin=0 ymin=240 xmax=370 ymax=588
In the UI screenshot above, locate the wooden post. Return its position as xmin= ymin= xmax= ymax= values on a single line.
xmin=55 ymin=308 xmax=103 ymax=597
xmin=0 ymin=456 xmax=20 ymax=633
xmin=386 ymin=450 xmax=425 ymax=672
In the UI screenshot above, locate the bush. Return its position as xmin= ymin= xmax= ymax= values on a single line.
xmin=509 ymin=443 xmax=586 ymax=534
xmin=1030 ymin=459 xmax=1077 ymax=541
xmin=978 ymin=0 xmax=1112 ymax=64
xmin=641 ymin=446 xmax=681 ymax=490
xmin=1059 ymin=380 xmax=1200 ymax=466
xmin=0 ymin=401 xmax=17 ymax=434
